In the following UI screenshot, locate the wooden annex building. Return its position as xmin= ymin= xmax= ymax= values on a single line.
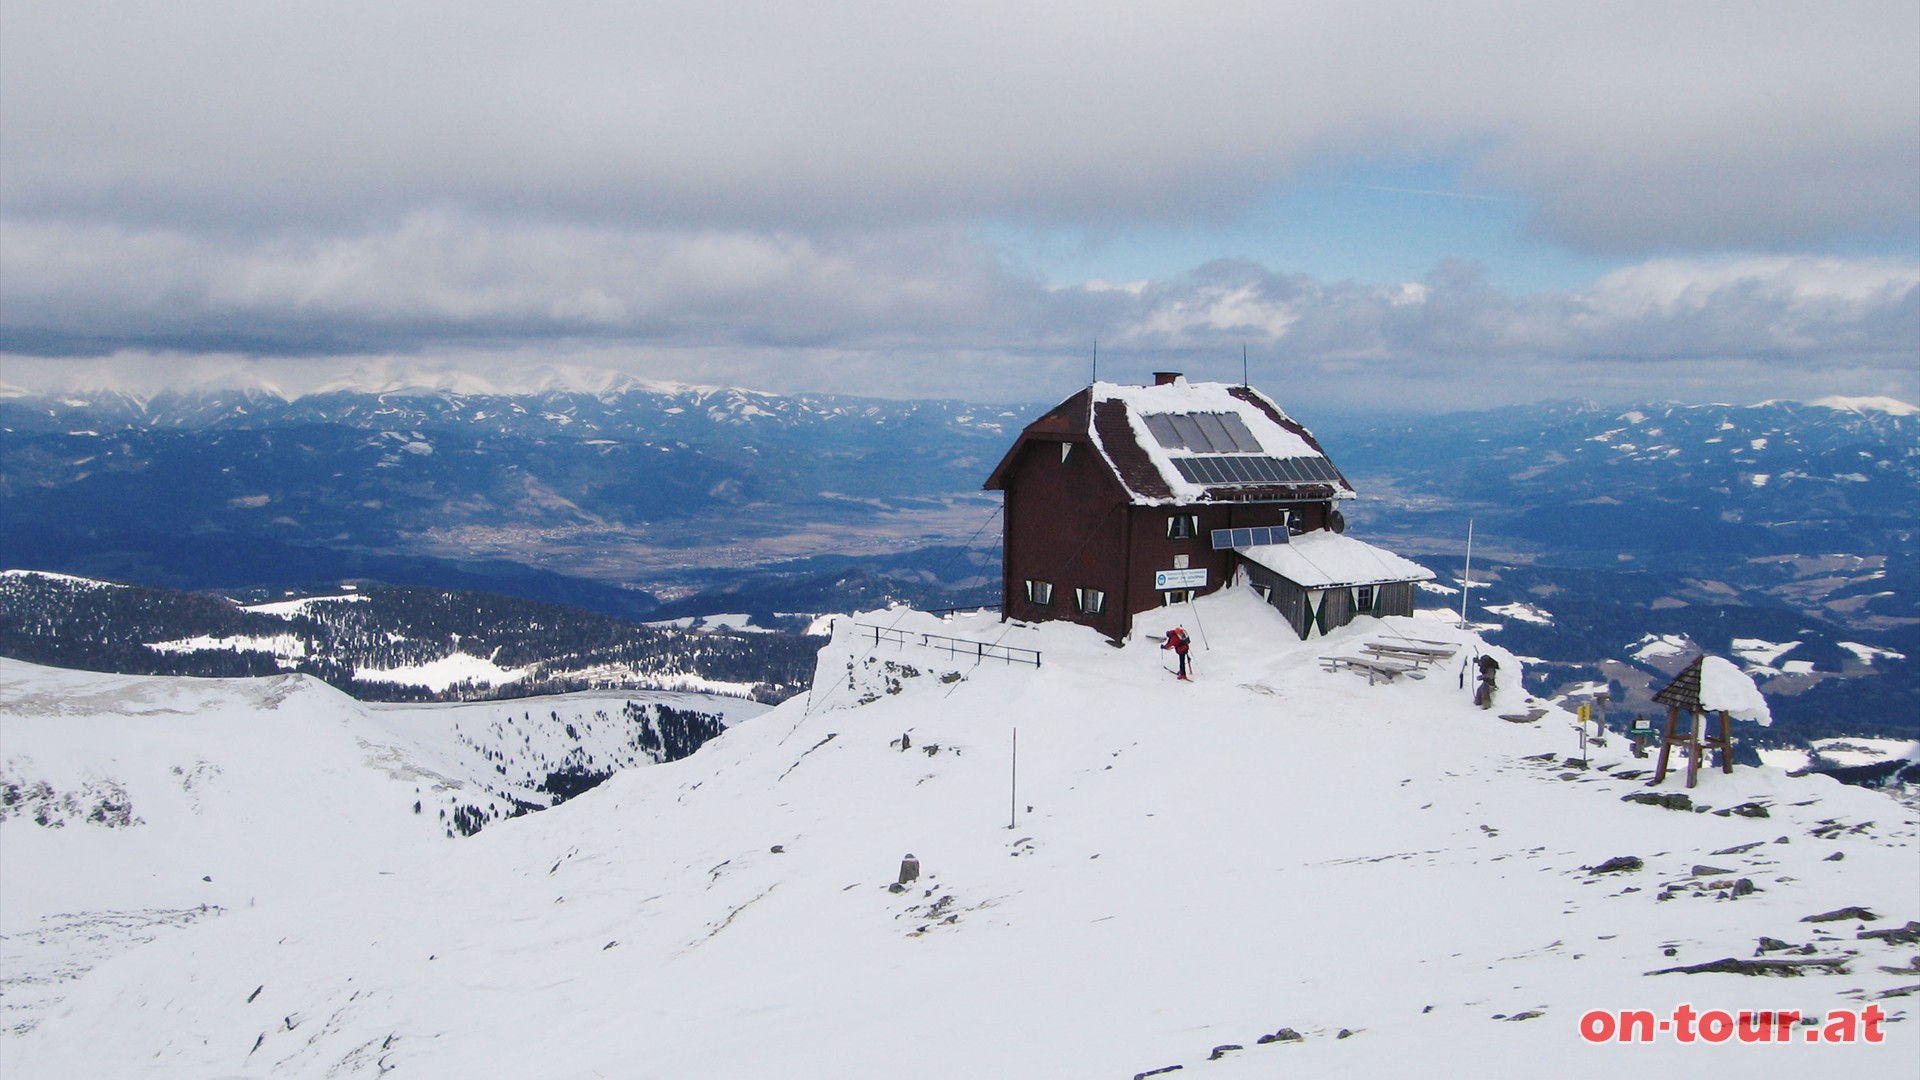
xmin=984 ymin=373 xmax=1433 ymax=641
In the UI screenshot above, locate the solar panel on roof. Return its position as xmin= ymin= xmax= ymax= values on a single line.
xmin=1142 ymin=411 xmax=1265 ymax=454
xmin=1143 ymin=413 xmax=1180 ymax=448
xmin=1192 ymin=412 xmax=1232 ymax=453
xmin=1168 ymin=414 xmax=1208 ymax=450
xmin=1210 ymin=525 xmax=1291 ymax=549
xmin=1171 ymin=454 xmax=1340 ymax=490
xmin=1219 ymin=413 xmax=1263 ymax=452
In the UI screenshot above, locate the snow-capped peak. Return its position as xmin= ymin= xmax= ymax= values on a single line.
xmin=1807 ymin=395 xmax=1920 ymax=417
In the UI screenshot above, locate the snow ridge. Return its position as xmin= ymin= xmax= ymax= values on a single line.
xmin=3 ymin=589 xmax=1914 ymax=1078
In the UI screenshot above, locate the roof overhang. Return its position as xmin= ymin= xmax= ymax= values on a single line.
xmin=1237 ymin=530 xmax=1435 ymax=590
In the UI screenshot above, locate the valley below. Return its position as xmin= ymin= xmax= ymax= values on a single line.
xmin=2 ymin=383 xmax=1914 ymax=745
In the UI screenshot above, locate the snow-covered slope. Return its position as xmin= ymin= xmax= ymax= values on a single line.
xmin=5 ymin=590 xmax=1915 ymax=1077
xmin=0 ymin=662 xmax=766 ymax=1038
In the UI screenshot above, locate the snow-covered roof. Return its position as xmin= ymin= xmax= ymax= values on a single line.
xmin=1653 ymin=655 xmax=1774 ymax=726
xmin=1697 ymin=655 xmax=1773 ymax=726
xmin=1236 ymin=529 xmax=1436 ymax=589
xmin=985 ymin=378 xmax=1355 ymax=506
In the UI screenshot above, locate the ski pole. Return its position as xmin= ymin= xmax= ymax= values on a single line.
xmin=1184 ymin=596 xmax=1209 ymax=650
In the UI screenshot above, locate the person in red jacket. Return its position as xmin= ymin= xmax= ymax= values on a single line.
xmin=1162 ymin=626 xmax=1191 ymax=680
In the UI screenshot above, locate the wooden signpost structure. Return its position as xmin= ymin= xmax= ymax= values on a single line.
xmin=1650 ymin=657 xmax=1735 ymax=788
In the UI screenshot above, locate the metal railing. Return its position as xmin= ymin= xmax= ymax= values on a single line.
xmin=853 ymin=622 xmax=1041 ymax=668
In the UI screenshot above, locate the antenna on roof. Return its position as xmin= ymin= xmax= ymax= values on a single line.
xmin=1092 ymin=339 xmax=1098 ymax=385
xmin=1242 ymin=344 xmax=1249 ymax=387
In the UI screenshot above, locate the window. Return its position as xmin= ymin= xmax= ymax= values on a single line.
xmin=1075 ymin=587 xmax=1107 ymax=616
xmin=1161 ymin=589 xmax=1195 ymax=606
xmin=1356 ymin=585 xmax=1376 ymax=612
xmin=1024 ymin=579 xmax=1054 ymax=606
xmin=1167 ymin=513 xmax=1199 ymax=540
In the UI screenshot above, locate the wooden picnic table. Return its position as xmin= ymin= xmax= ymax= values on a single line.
xmin=1320 ymin=654 xmax=1420 ymax=685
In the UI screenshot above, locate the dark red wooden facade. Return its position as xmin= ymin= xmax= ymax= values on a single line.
xmin=984 ymin=379 xmax=1348 ymax=640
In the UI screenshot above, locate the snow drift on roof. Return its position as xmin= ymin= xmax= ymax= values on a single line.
xmin=1698 ymin=655 xmax=1774 ymax=726
xmin=1237 ymin=530 xmax=1435 ymax=589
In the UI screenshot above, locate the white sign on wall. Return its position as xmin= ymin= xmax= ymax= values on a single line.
xmin=1155 ymin=568 xmax=1209 ymax=590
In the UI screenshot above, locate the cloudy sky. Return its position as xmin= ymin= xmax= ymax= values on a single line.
xmin=2 ymin=0 xmax=1915 ymax=408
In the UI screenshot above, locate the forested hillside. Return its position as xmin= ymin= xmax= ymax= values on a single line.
xmin=0 ymin=572 xmax=819 ymax=702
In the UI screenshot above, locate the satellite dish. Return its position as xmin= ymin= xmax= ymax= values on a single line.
xmin=1329 ymin=510 xmax=1347 ymax=534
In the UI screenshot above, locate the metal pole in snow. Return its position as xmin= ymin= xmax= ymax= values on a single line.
xmin=1009 ymin=728 xmax=1018 ymax=829
xmin=1458 ymin=518 xmax=1475 ymax=629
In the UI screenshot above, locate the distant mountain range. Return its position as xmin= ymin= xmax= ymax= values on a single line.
xmin=1322 ymin=398 xmax=1918 ymax=743
xmin=0 ymin=380 xmax=1014 ymax=617
xmin=1334 ymin=397 xmax=1918 ymax=579
xmin=2 ymin=381 xmax=1914 ymax=741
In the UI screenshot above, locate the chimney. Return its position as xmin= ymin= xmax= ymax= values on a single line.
xmin=1153 ymin=372 xmax=1183 ymax=386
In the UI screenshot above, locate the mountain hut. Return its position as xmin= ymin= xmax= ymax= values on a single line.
xmin=984 ymin=373 xmax=1434 ymax=640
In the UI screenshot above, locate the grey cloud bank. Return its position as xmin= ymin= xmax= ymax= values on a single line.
xmin=5 ymin=222 xmax=1911 ymax=410
xmin=2 ymin=1 xmax=1914 ymax=407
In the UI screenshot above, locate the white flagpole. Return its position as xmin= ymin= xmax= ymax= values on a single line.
xmin=1459 ymin=518 xmax=1475 ymax=629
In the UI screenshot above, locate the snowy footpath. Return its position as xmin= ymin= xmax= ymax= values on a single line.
xmin=3 ymin=587 xmax=1915 ymax=1077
